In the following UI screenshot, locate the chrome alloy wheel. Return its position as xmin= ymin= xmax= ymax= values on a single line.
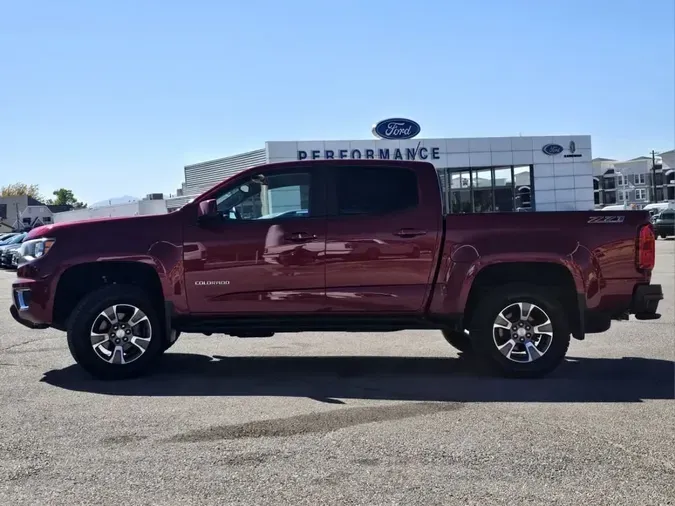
xmin=90 ymin=304 xmax=152 ymax=365
xmin=492 ymin=302 xmax=553 ymax=363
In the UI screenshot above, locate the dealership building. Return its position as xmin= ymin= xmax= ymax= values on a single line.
xmin=172 ymin=124 xmax=594 ymax=213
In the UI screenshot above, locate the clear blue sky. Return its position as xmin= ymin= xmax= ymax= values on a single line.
xmin=1 ymin=0 xmax=673 ymax=204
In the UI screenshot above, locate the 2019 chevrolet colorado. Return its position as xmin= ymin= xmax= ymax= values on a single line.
xmin=10 ymin=159 xmax=663 ymax=380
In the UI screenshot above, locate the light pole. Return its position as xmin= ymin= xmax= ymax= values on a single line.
xmin=650 ymin=150 xmax=661 ymax=203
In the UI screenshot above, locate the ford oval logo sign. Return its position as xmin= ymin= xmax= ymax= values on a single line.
xmin=542 ymin=143 xmax=564 ymax=155
xmin=372 ymin=118 xmax=421 ymax=140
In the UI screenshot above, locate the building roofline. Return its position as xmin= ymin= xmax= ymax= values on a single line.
xmin=184 ymin=148 xmax=266 ymax=169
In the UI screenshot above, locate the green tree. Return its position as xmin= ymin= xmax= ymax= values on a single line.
xmin=46 ymin=188 xmax=87 ymax=209
xmin=0 ymin=182 xmax=44 ymax=201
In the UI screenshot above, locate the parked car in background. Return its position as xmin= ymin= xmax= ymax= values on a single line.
xmin=0 ymin=233 xmax=27 ymax=268
xmin=8 ymin=249 xmax=21 ymax=269
xmin=653 ymin=210 xmax=675 ymax=239
xmin=0 ymin=232 xmax=19 ymax=242
xmin=643 ymin=202 xmax=674 ymax=216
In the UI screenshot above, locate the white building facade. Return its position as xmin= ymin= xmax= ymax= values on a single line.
xmin=175 ymin=130 xmax=595 ymax=213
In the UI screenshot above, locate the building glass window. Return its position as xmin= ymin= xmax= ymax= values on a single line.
xmin=635 ymin=188 xmax=647 ymax=200
xmin=665 ymin=170 xmax=675 ymax=185
xmin=494 ymin=167 xmax=514 ymax=212
xmin=440 ymin=165 xmax=533 ymax=214
xmin=514 ymin=166 xmax=532 ymax=210
xmin=449 ymin=170 xmax=472 ymax=214
xmin=472 ymin=168 xmax=494 ymax=213
xmin=635 ymin=173 xmax=646 ymax=185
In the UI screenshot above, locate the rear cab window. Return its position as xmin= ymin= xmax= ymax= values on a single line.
xmin=331 ymin=165 xmax=419 ymax=216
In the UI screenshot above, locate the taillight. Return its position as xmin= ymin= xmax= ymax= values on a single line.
xmin=637 ymin=224 xmax=655 ymax=270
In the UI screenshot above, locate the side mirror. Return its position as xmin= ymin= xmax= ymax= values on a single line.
xmin=197 ymin=199 xmax=219 ymax=221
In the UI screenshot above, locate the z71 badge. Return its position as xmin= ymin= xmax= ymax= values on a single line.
xmin=587 ymin=215 xmax=626 ymax=224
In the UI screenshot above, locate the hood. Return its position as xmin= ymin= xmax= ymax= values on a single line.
xmin=24 ymin=212 xmax=187 ymax=260
xmin=26 ymin=216 xmax=128 ymax=239
xmin=26 ymin=213 xmax=179 ymax=240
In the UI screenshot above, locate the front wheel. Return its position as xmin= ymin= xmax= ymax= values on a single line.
xmin=660 ymin=233 xmax=667 ymax=239
xmin=469 ymin=283 xmax=570 ymax=378
xmin=67 ymin=284 xmax=164 ymax=380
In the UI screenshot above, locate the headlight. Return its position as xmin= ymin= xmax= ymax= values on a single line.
xmin=21 ymin=238 xmax=56 ymax=260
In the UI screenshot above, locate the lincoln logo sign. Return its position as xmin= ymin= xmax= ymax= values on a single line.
xmin=542 ymin=143 xmax=564 ymax=156
xmin=372 ymin=118 xmax=421 ymax=140
xmin=297 ymin=143 xmax=440 ymax=161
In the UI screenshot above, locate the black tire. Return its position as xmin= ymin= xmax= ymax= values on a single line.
xmin=441 ymin=329 xmax=472 ymax=353
xmin=162 ymin=330 xmax=181 ymax=352
xmin=67 ymin=284 xmax=164 ymax=380
xmin=660 ymin=233 xmax=667 ymax=239
xmin=468 ymin=283 xmax=570 ymax=378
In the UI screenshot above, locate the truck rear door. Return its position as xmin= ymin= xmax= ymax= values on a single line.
xmin=323 ymin=162 xmax=443 ymax=312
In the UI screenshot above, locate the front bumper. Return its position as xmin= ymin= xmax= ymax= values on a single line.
xmin=630 ymin=284 xmax=663 ymax=320
xmin=9 ymin=277 xmax=53 ymax=329
xmin=10 ymin=304 xmax=48 ymax=329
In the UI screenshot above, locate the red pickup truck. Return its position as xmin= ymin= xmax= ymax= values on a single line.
xmin=10 ymin=159 xmax=663 ymax=380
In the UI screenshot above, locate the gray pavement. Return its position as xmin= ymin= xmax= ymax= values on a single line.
xmin=0 ymin=242 xmax=673 ymax=505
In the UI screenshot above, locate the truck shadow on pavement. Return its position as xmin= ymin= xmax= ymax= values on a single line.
xmin=41 ymin=353 xmax=675 ymax=403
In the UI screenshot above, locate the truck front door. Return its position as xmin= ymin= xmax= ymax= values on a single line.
xmin=183 ymin=166 xmax=327 ymax=313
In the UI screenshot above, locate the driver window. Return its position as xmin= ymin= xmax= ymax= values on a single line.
xmin=215 ymin=171 xmax=312 ymax=220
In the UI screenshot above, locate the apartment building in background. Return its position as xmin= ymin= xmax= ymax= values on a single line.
xmin=592 ymin=152 xmax=675 ymax=208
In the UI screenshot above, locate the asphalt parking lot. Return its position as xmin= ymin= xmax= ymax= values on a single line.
xmin=0 ymin=242 xmax=673 ymax=506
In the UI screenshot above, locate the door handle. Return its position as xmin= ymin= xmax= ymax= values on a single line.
xmin=286 ymin=232 xmax=317 ymax=242
xmin=394 ymin=228 xmax=427 ymax=238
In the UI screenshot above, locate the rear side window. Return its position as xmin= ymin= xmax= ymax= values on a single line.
xmin=334 ymin=166 xmax=419 ymax=215
xmin=660 ymin=211 xmax=674 ymax=219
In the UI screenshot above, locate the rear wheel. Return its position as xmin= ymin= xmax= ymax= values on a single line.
xmin=67 ymin=284 xmax=164 ymax=380
xmin=441 ymin=329 xmax=472 ymax=353
xmin=469 ymin=283 xmax=570 ymax=378
xmin=660 ymin=233 xmax=667 ymax=239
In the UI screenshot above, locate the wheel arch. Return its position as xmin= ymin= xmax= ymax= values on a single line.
xmin=462 ymin=260 xmax=584 ymax=340
xmin=52 ymin=260 xmax=166 ymax=332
